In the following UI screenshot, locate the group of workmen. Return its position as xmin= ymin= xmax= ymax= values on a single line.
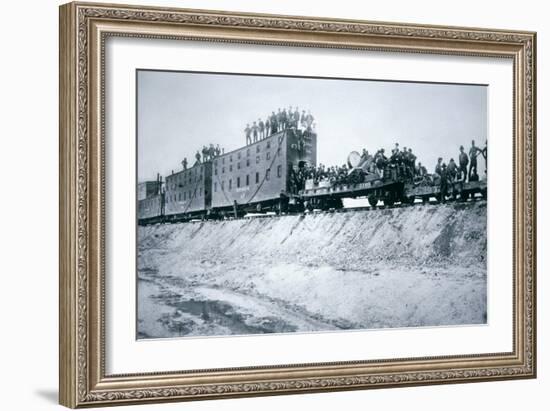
xmin=299 ymin=139 xmax=487 ymax=190
xmin=359 ymin=139 xmax=486 ymax=184
xmin=358 ymin=144 xmax=420 ymax=180
xmin=180 ymin=144 xmax=225 ymax=170
xmin=299 ymin=163 xmax=350 ymax=185
xmin=433 ymin=139 xmax=487 ymax=183
xmin=244 ymin=107 xmax=315 ymax=145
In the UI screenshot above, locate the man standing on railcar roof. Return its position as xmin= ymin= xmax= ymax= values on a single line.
xmin=252 ymin=121 xmax=259 ymax=143
xmin=195 ymin=150 xmax=201 ymax=164
xmin=264 ymin=117 xmax=271 ymax=138
xmin=277 ymin=108 xmax=283 ymax=132
xmin=293 ymin=106 xmax=300 ymax=128
xmin=305 ymin=110 xmax=314 ymax=129
xmin=271 ymin=111 xmax=278 ymax=134
xmin=300 ymin=110 xmax=306 ymax=129
xmin=281 ymin=108 xmax=289 ymax=130
xmin=181 ymin=157 xmax=188 ymax=170
xmin=258 ymin=118 xmax=265 ymax=139
xmin=244 ymin=123 xmax=252 ymax=145
xmin=287 ymin=106 xmax=293 ymax=127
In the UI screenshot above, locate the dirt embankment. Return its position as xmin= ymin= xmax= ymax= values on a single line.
xmin=139 ymin=202 xmax=486 ymax=271
xmin=138 ymin=202 xmax=487 ymax=336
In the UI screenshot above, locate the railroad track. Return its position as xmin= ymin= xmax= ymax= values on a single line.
xmin=176 ymin=197 xmax=487 ymax=225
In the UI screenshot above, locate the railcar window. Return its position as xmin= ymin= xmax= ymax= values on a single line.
xmin=230 ymin=155 xmax=233 ymax=162
xmin=255 ymin=172 xmax=259 ymax=184
xmin=256 ymin=146 xmax=260 ymax=153
xmin=266 ymin=168 xmax=271 ymax=181
xmin=237 ymin=177 xmax=241 ymax=188
xmin=267 ymin=141 xmax=271 ymax=149
xmin=277 ymin=165 xmax=282 ymax=178
xmin=229 ymin=179 xmax=232 ymax=190
xmin=238 ymin=152 xmax=241 ymax=159
xmin=256 ymin=156 xmax=260 ymax=164
xmin=237 ymin=162 xmax=241 ymax=170
xmin=222 ymin=167 xmax=225 ymax=174
xmin=246 ymin=175 xmax=249 ymax=186
xmin=214 ymin=168 xmax=218 ymax=175
xmin=247 ymin=148 xmax=250 ymax=157
xmin=214 ymin=182 xmax=217 ymax=192
xmin=221 ymin=181 xmax=225 ymax=190
xmin=246 ymin=159 xmax=250 ymax=167
xmin=266 ymin=152 xmax=271 ymax=160
xmin=229 ymin=165 xmax=233 ymax=172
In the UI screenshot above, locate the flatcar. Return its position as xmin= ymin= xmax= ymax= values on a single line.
xmin=301 ymin=161 xmax=487 ymax=210
xmin=300 ymin=168 xmax=405 ymax=209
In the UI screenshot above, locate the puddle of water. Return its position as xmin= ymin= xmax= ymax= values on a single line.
xmin=137 ymin=277 xmax=299 ymax=339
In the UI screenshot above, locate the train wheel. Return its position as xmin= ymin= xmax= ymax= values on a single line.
xmin=481 ymin=189 xmax=487 ymax=199
xmin=460 ymin=191 xmax=469 ymax=201
xmin=368 ymin=196 xmax=378 ymax=207
xmin=332 ymin=198 xmax=344 ymax=210
xmin=422 ymin=196 xmax=429 ymax=204
xmin=383 ymin=197 xmax=395 ymax=207
xmin=319 ymin=200 xmax=330 ymax=211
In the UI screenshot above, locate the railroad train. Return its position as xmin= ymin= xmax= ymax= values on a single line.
xmin=137 ymin=127 xmax=486 ymax=225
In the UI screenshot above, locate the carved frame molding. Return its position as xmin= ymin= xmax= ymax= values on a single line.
xmin=59 ymin=2 xmax=536 ymax=408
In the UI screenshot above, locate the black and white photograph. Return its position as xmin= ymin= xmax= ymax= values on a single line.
xmin=136 ymin=69 xmax=488 ymax=340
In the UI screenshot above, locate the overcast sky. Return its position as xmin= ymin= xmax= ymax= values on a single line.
xmin=137 ymin=70 xmax=487 ymax=181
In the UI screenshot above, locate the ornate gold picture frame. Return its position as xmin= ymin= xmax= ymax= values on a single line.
xmin=59 ymin=1 xmax=536 ymax=408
